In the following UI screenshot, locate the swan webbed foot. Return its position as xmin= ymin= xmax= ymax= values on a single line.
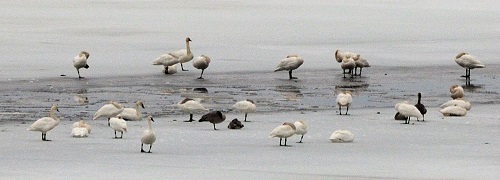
xmin=141 ymin=149 xmax=146 ymax=153
xmin=197 ymin=77 xmax=204 ymax=79
xmin=183 ymin=120 xmax=194 ymax=122
xmin=289 ymin=77 xmax=298 ymax=79
xmin=43 ymin=139 xmax=52 ymax=141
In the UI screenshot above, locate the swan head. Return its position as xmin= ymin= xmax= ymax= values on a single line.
xmin=80 ymin=51 xmax=90 ymax=59
xmin=186 ymin=37 xmax=192 ymax=42
xmin=147 ymin=115 xmax=154 ymax=122
xmin=136 ymin=100 xmax=145 ymax=109
xmin=51 ymin=104 xmax=59 ymax=112
xmin=455 ymin=52 xmax=468 ymax=59
xmin=283 ymin=122 xmax=296 ymax=130
xmin=246 ymin=99 xmax=255 ymax=104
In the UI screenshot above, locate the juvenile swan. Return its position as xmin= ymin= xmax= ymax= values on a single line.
xmin=177 ymin=98 xmax=208 ymax=122
xmin=170 ymin=37 xmax=193 ymax=71
xmin=336 ymin=91 xmax=353 ymax=115
xmin=192 ymin=55 xmax=211 ymax=79
xmin=329 ymin=130 xmax=354 ymax=143
xmin=109 ymin=116 xmax=127 ymax=138
xmin=93 ymin=101 xmax=125 ymax=125
xmin=269 ymin=122 xmax=296 ymax=146
xmin=71 ymin=120 xmax=89 ymax=138
xmin=141 ymin=116 xmax=156 ymax=153
xmin=450 ymin=85 xmax=465 ymax=100
xmin=274 ymin=55 xmax=304 ymax=79
xmin=28 ymin=104 xmax=60 ymax=141
xmin=395 ymin=101 xmax=423 ymax=124
xmin=294 ymin=120 xmax=308 ymax=143
xmin=198 ymin=111 xmax=226 ymax=130
xmin=119 ymin=100 xmax=145 ymax=121
xmin=232 ymin=99 xmax=257 ymax=122
xmin=454 ymin=52 xmax=485 ymax=78
xmin=73 ymin=51 xmax=90 ymax=78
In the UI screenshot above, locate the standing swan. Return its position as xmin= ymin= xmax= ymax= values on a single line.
xmin=170 ymin=37 xmax=193 ymax=71
xmin=73 ymin=51 xmax=90 ymax=78
xmin=294 ymin=120 xmax=308 ymax=143
xmin=340 ymin=57 xmax=356 ymax=78
xmin=232 ymin=99 xmax=256 ymax=122
xmin=336 ymin=91 xmax=353 ymax=115
xmin=274 ymin=55 xmax=304 ymax=79
xmin=28 ymin=104 xmax=60 ymax=141
xmin=119 ymin=100 xmax=145 ymax=121
xmin=93 ymin=101 xmax=125 ymax=126
xmin=141 ymin=116 xmax=156 ymax=153
xmin=395 ymin=101 xmax=423 ymax=124
xmin=269 ymin=122 xmax=296 ymax=146
xmin=414 ymin=93 xmax=427 ymax=121
xmin=177 ymin=98 xmax=208 ymax=122
xmin=454 ymin=52 xmax=484 ymax=78
xmin=192 ymin=55 xmax=211 ymax=79
xmin=109 ymin=116 xmax=127 ymax=138
xmin=198 ymin=111 xmax=226 ymax=130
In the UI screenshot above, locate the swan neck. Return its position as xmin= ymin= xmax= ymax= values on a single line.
xmin=49 ymin=109 xmax=59 ymax=121
xmin=186 ymin=40 xmax=191 ymax=54
xmin=148 ymin=119 xmax=153 ymax=130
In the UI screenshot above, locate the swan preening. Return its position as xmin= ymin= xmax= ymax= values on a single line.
xmin=228 ymin=118 xmax=244 ymax=129
xmin=119 ymin=100 xmax=145 ymax=121
xmin=109 ymin=116 xmax=127 ymax=138
xmin=335 ymin=50 xmax=359 ymax=63
xmin=93 ymin=101 xmax=125 ymax=125
xmin=329 ymin=130 xmax=354 ymax=143
xmin=340 ymin=58 xmax=356 ymax=78
xmin=232 ymin=99 xmax=256 ymax=122
xmin=178 ymin=98 xmax=208 ymax=122
xmin=450 ymin=85 xmax=465 ymax=100
xmin=198 ymin=111 xmax=226 ymax=130
xmin=152 ymin=53 xmax=180 ymax=67
xmin=141 ymin=116 xmax=156 ymax=153
xmin=440 ymin=98 xmax=471 ymax=110
xmin=454 ymin=52 xmax=485 ymax=78
xmin=269 ymin=122 xmax=296 ymax=146
xmin=335 ymin=50 xmax=370 ymax=77
xmin=192 ymin=55 xmax=211 ymax=79
xmin=28 ymin=104 xmax=60 ymax=141
xmin=274 ymin=55 xmax=304 ymax=79
xmin=414 ymin=93 xmax=427 ymax=121
xmin=336 ymin=91 xmax=352 ymax=115
xmin=294 ymin=120 xmax=308 ymax=143
xmin=73 ymin=51 xmax=90 ymax=78
xmin=71 ymin=120 xmax=90 ymax=138
xmin=395 ymin=101 xmax=423 ymax=124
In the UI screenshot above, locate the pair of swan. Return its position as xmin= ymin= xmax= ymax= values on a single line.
xmin=177 ymin=98 xmax=208 ymax=122
xmin=335 ymin=50 xmax=370 ymax=77
xmin=274 ymin=55 xmax=304 ymax=79
xmin=330 ymin=130 xmax=354 ymax=143
xmin=73 ymin=51 xmax=90 ymax=78
xmin=28 ymin=104 xmax=60 ymax=141
xmin=395 ymin=101 xmax=423 ymax=124
xmin=198 ymin=111 xmax=226 ymax=130
xmin=336 ymin=91 xmax=353 ymax=115
xmin=232 ymin=99 xmax=256 ymax=122
xmin=71 ymin=120 xmax=91 ymax=138
xmin=454 ymin=52 xmax=485 ymax=78
xmin=269 ymin=122 xmax=296 ymax=146
xmin=141 ymin=116 xmax=156 ymax=153
xmin=439 ymin=98 xmax=471 ymax=116
xmin=152 ymin=37 xmax=193 ymax=71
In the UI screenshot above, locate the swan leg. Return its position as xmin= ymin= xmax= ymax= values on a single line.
xmin=297 ymin=135 xmax=304 ymax=143
xmin=279 ymin=138 xmax=283 ymax=146
xmin=120 ymin=132 xmax=123 ymax=138
xmin=359 ymin=68 xmax=363 ymax=77
xmin=181 ymin=63 xmax=188 ymax=71
xmin=339 ymin=106 xmax=342 ymax=115
xmin=148 ymin=144 xmax=152 ymax=153
xmin=77 ymin=69 xmax=82 ymax=78
xmin=114 ymin=131 xmax=118 ymax=138
xmin=354 ymin=67 xmax=358 ymax=76
xmin=343 ymin=69 xmax=347 ymax=78
xmin=284 ymin=138 xmax=288 ymax=146
xmin=346 ymin=106 xmax=349 ymax=115
xmin=350 ymin=69 xmax=354 ymax=78
xmin=244 ymin=113 xmax=249 ymax=122
xmin=164 ymin=66 xmax=169 ymax=75
xmin=198 ymin=69 xmax=204 ymax=79
xmin=184 ymin=114 xmax=194 ymax=122
xmin=141 ymin=143 xmax=146 ymax=153
xmin=289 ymin=70 xmax=297 ymax=79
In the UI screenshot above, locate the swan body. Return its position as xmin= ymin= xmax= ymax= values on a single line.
xmin=109 ymin=116 xmax=127 ymax=138
xmin=73 ymin=95 xmax=89 ymax=104
xmin=450 ymin=85 xmax=465 ymax=99
xmin=152 ymin=53 xmax=180 ymax=67
xmin=274 ymin=55 xmax=304 ymax=79
xmin=163 ymin=64 xmax=178 ymax=75
xmin=440 ymin=105 xmax=467 ymax=116
xmin=72 ymin=120 xmax=91 ymax=134
xmin=73 ymin=51 xmax=90 ymax=78
xmin=141 ymin=116 xmax=156 ymax=153
xmin=93 ymin=101 xmax=124 ymax=121
xmin=269 ymin=122 xmax=296 ymax=146
xmin=118 ymin=100 xmax=145 ymax=121
xmin=192 ymin=55 xmax=211 ymax=79
xmin=439 ymin=99 xmax=472 ymax=111
xmin=340 ymin=57 xmax=356 ymax=78
xmin=455 ymin=52 xmax=484 ymax=78
xmin=329 ymin=130 xmax=354 ymax=143
xmin=232 ymin=99 xmax=256 ymax=122
xmin=294 ymin=120 xmax=308 ymax=143
xmin=178 ymin=98 xmax=208 ymax=122
xmin=28 ymin=104 xmax=60 ymax=141
xmin=170 ymin=37 xmax=193 ymax=71
xmin=414 ymin=93 xmax=427 ymax=121
xmin=336 ymin=91 xmax=353 ymax=115
xmin=334 ymin=50 xmax=360 ymax=63
xmin=228 ymin=118 xmax=244 ymax=129
xmin=71 ymin=120 xmax=89 ymax=138
xmin=198 ymin=111 xmax=226 ymax=130
xmin=395 ymin=101 xmax=423 ymax=124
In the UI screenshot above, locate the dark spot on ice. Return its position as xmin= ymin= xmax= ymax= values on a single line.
xmin=60 ymin=74 xmax=66 ymax=76
xmin=376 ymin=112 xmax=380 ymax=114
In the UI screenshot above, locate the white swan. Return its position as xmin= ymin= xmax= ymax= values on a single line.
xmin=109 ymin=116 xmax=127 ymax=138
xmin=93 ymin=101 xmax=125 ymax=125
xmin=72 ymin=119 xmax=91 ymax=134
xmin=118 ymin=100 xmax=145 ymax=121
xmin=454 ymin=52 xmax=485 ymax=78
xmin=192 ymin=55 xmax=211 ymax=79
xmin=336 ymin=91 xmax=353 ymax=115
xmin=73 ymin=51 xmax=90 ymax=78
xmin=439 ymin=98 xmax=472 ymax=111
xmin=329 ymin=130 xmax=354 ymax=143
xmin=354 ymin=57 xmax=370 ymax=76
xmin=141 ymin=116 xmax=156 ymax=153
xmin=395 ymin=101 xmax=423 ymax=124
xmin=163 ymin=64 xmax=178 ymax=75
xmin=450 ymin=85 xmax=465 ymax=100
xmin=71 ymin=120 xmax=89 ymax=138
xmin=232 ymin=99 xmax=256 ymax=122
xmin=334 ymin=50 xmax=360 ymax=63
xmin=340 ymin=57 xmax=356 ymax=78
xmin=440 ymin=105 xmax=467 ymax=116
xmin=177 ymin=98 xmax=208 ymax=122
xmin=269 ymin=122 xmax=296 ymax=146
xmin=27 ymin=104 xmax=60 ymax=141
xmin=198 ymin=111 xmax=226 ymax=130
xmin=274 ymin=55 xmax=304 ymax=79
xmin=170 ymin=37 xmax=193 ymax=71
xmin=294 ymin=120 xmax=308 ymax=143
xmin=73 ymin=95 xmax=89 ymax=104
xmin=152 ymin=53 xmax=180 ymax=67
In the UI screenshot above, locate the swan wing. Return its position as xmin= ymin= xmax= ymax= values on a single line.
xmin=152 ymin=54 xmax=180 ymax=66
